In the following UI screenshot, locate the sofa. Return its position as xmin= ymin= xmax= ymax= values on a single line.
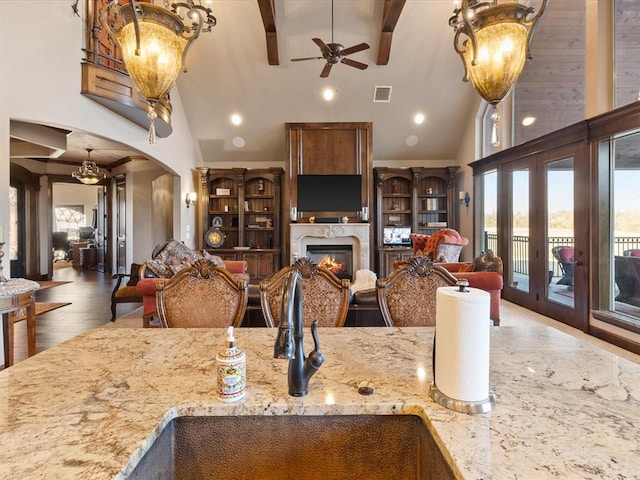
xmin=135 ymin=240 xmax=248 ymax=327
xmin=438 ymin=261 xmax=503 ymax=325
xmin=390 ymin=250 xmax=503 ymax=325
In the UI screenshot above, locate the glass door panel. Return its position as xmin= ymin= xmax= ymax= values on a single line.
xmin=546 ymin=158 xmax=575 ymax=309
xmin=510 ymin=169 xmax=529 ymax=293
xmin=481 ymin=171 xmax=498 ymax=253
xmin=611 ymin=132 xmax=640 ymax=324
xmin=537 ymin=146 xmax=587 ymax=330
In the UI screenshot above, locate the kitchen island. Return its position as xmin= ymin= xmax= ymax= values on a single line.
xmin=0 ymin=326 xmax=639 ymax=479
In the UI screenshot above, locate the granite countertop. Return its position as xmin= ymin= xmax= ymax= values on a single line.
xmin=1 ymin=326 xmax=639 ymax=479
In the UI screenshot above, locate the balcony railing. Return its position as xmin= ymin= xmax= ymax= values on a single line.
xmin=484 ymin=232 xmax=640 ymax=276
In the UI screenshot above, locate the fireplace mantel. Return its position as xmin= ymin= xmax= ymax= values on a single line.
xmin=290 ymin=223 xmax=370 ymax=275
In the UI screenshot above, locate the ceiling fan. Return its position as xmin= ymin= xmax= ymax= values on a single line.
xmin=291 ymin=0 xmax=369 ymax=78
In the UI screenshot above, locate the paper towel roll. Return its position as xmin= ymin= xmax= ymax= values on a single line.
xmin=434 ymin=286 xmax=491 ymax=402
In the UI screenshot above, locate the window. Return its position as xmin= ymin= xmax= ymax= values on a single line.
xmin=606 ymin=131 xmax=640 ymax=326
xmin=481 ymin=170 xmax=498 ymax=253
xmin=9 ymin=186 xmax=17 ymax=261
xmin=55 ymin=205 xmax=85 ymax=241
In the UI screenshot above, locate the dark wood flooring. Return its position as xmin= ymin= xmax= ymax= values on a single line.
xmin=8 ymin=263 xmax=141 ymax=367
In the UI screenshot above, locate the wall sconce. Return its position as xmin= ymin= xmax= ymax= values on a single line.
xmin=185 ymin=192 xmax=196 ymax=208
xmin=459 ymin=191 xmax=471 ymax=208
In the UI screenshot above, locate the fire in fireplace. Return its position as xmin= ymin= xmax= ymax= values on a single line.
xmin=306 ymin=245 xmax=353 ymax=280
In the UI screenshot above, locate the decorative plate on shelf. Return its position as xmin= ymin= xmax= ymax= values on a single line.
xmin=205 ymin=228 xmax=225 ymax=248
xmin=211 ymin=216 xmax=223 ymax=227
xmin=233 ymin=246 xmax=251 ymax=251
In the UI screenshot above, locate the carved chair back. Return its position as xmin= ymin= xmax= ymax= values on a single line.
xmin=156 ymin=259 xmax=248 ymax=328
xmin=376 ymin=256 xmax=458 ymax=327
xmin=260 ymin=257 xmax=350 ymax=328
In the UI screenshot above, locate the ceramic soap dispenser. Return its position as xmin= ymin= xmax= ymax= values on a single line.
xmin=216 ymin=326 xmax=246 ymax=402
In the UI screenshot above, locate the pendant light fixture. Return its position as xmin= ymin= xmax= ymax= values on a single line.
xmin=100 ymin=0 xmax=216 ymax=144
xmin=449 ymin=0 xmax=548 ymax=146
xmin=72 ymin=149 xmax=106 ymax=185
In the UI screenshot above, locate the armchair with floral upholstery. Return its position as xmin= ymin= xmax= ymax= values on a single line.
xmin=409 ymin=228 xmax=469 ymax=263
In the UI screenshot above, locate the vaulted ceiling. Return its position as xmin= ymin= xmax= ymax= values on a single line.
xmin=177 ymin=0 xmax=478 ymax=164
xmin=10 ymin=1 xmax=486 ymax=171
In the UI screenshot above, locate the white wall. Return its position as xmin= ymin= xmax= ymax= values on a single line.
xmin=0 ymin=0 xmax=201 ymax=365
xmin=152 ymin=174 xmax=175 ymax=250
xmin=52 ymin=184 xmax=99 ymax=230
xmin=0 ymin=0 xmax=200 ymax=249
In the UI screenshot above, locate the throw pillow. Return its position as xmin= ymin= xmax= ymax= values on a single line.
xmin=145 ymin=240 xmax=225 ymax=277
xmin=557 ymin=247 xmax=574 ymax=263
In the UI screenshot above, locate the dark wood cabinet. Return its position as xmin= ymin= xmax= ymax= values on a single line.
xmin=413 ymin=167 xmax=459 ymax=236
xmin=285 ymin=122 xmax=374 ymax=263
xmin=374 ymin=167 xmax=458 ymax=276
xmin=198 ymin=168 xmax=283 ymax=282
xmin=377 ymin=246 xmax=414 ymax=278
xmin=242 ymin=251 xmax=274 ymax=281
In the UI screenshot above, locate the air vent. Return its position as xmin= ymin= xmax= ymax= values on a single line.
xmin=373 ymin=86 xmax=392 ymax=103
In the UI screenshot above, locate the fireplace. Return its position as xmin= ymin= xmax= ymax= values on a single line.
xmin=290 ymin=223 xmax=371 ymax=280
xmin=307 ymin=245 xmax=353 ymax=280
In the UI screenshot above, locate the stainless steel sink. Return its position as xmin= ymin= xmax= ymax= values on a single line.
xmin=125 ymin=415 xmax=455 ymax=480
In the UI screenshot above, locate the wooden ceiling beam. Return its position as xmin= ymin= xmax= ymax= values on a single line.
xmin=377 ymin=0 xmax=406 ymax=66
xmin=257 ymin=0 xmax=279 ymax=65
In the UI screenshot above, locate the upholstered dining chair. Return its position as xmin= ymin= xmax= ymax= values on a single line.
xmin=259 ymin=257 xmax=350 ymax=328
xmin=376 ymin=255 xmax=458 ymax=327
xmin=156 ymin=259 xmax=249 ymax=328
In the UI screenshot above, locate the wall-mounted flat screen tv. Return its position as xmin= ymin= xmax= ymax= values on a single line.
xmin=297 ymin=174 xmax=362 ymax=212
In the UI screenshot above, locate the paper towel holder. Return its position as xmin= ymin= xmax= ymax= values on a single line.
xmin=430 ymin=282 xmax=495 ymax=414
xmin=456 ymin=278 xmax=469 ymax=292
xmin=429 ymin=384 xmax=495 ymax=414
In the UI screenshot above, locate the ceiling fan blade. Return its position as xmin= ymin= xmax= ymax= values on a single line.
xmin=291 ymin=56 xmax=323 ymax=62
xmin=320 ymin=62 xmax=333 ymax=78
xmin=341 ymin=58 xmax=368 ymax=71
xmin=341 ymin=42 xmax=370 ymax=56
xmin=312 ymin=37 xmax=331 ymax=54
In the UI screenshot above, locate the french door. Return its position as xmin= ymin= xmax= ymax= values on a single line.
xmin=500 ymin=143 xmax=589 ymax=330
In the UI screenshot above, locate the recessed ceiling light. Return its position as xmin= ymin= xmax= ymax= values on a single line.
xmin=522 ymin=116 xmax=536 ymax=126
xmin=232 ymin=136 xmax=245 ymax=148
xmin=231 ymin=114 xmax=242 ymax=126
xmin=414 ymin=113 xmax=425 ymax=125
xmin=405 ymin=135 xmax=418 ymax=147
xmin=323 ymin=88 xmax=335 ymax=101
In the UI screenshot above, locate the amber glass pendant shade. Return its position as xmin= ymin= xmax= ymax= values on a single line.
xmin=117 ymin=20 xmax=187 ymax=103
xmin=100 ymin=1 xmax=215 ymax=143
xmin=450 ymin=0 xmax=548 ymax=108
xmin=462 ymin=22 xmax=529 ymax=105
